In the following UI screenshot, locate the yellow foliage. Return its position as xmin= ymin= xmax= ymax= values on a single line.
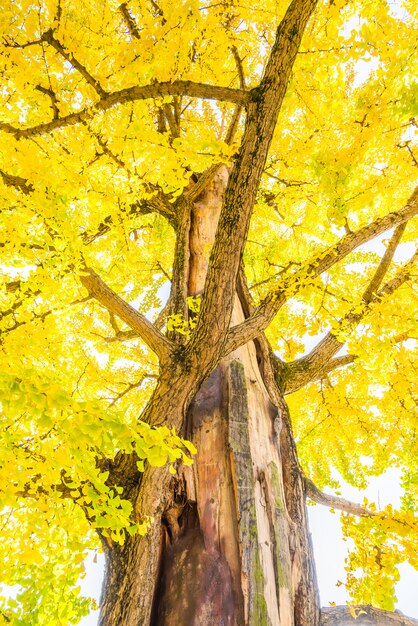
xmin=0 ymin=0 xmax=417 ymax=620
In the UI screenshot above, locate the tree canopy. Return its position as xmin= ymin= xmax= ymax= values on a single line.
xmin=0 ymin=0 xmax=417 ymax=624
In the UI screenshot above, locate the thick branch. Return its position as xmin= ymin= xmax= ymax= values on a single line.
xmin=282 ymin=223 xmax=411 ymax=392
xmin=165 ymin=196 xmax=190 ymax=338
xmin=282 ymin=246 xmax=418 ymax=393
xmin=231 ymin=45 xmax=246 ymax=89
xmin=188 ymin=0 xmax=319 ymax=368
xmin=362 ymin=222 xmax=407 ymax=304
xmin=185 ymin=164 xmax=223 ymax=202
xmin=0 ymin=82 xmax=248 ymax=139
xmin=305 ymin=477 xmax=371 ymax=516
xmin=223 ymin=186 xmax=418 ymax=355
xmin=79 ymin=267 xmax=173 ymax=362
xmin=42 ymin=29 xmax=106 ymax=96
xmin=119 ymin=3 xmax=141 ymax=39
xmin=320 ymin=605 xmax=418 ymax=626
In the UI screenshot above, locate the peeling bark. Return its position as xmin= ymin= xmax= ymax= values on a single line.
xmin=98 ymin=149 xmax=321 ymax=626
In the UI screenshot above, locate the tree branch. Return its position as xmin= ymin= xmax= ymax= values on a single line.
xmin=310 ymin=354 xmax=356 ymax=379
xmin=79 ymin=267 xmax=173 ymax=362
xmin=223 ymin=186 xmax=418 ymax=356
xmin=118 ymin=3 xmax=141 ymax=39
xmin=282 ymin=246 xmax=418 ymax=393
xmin=185 ymin=164 xmax=224 ymax=202
xmin=42 ymin=29 xmax=107 ymax=97
xmin=224 ymin=104 xmax=243 ymax=145
xmin=35 ymin=84 xmax=60 ymax=119
xmin=167 ymin=196 xmax=191 ymax=327
xmin=82 ymin=191 xmax=177 ymax=244
xmin=282 ymin=223 xmax=411 ymax=393
xmin=304 ymin=477 xmax=371 ymax=516
xmin=0 ymin=169 xmax=34 ymax=194
xmin=320 ymin=605 xmax=418 ymax=626
xmin=188 ymin=0 xmax=319 ymax=369
xmin=231 ymin=45 xmax=246 ymax=89
xmin=0 ymin=82 xmax=248 ymax=139
xmin=362 ymin=222 xmax=407 ymax=305
xmin=222 ymin=46 xmax=245 ymax=146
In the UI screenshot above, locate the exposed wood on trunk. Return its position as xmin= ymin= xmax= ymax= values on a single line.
xmin=96 ymin=3 xmax=323 ymax=623
xmin=188 ymin=165 xmax=229 ymax=295
xmin=228 ymin=360 xmax=269 ymax=625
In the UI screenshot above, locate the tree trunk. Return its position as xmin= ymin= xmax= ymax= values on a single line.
xmin=98 ymin=167 xmax=320 ymax=626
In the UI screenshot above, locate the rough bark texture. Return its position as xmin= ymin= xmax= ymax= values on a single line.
xmin=95 ymin=2 xmax=338 ymax=624
xmin=150 ymin=339 xmax=320 ymax=626
xmin=98 ymin=155 xmax=321 ymax=625
xmin=321 ymin=606 xmax=418 ymax=626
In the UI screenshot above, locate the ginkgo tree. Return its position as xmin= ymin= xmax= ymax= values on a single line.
xmin=0 ymin=0 xmax=418 ymax=624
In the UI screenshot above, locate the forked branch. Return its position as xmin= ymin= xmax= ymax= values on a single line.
xmin=0 ymin=82 xmax=248 ymax=139
xmin=223 ymin=186 xmax=418 ymax=355
xmin=188 ymin=0 xmax=319 ymax=367
xmin=282 ymin=223 xmax=412 ymax=393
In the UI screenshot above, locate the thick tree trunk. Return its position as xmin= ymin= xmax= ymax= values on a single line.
xmin=98 ymin=167 xmax=320 ymax=625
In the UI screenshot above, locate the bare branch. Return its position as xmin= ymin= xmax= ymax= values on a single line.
xmin=119 ymin=3 xmax=141 ymax=39
xmin=282 ymin=246 xmax=418 ymax=394
xmin=79 ymin=267 xmax=173 ymax=362
xmin=42 ymin=29 xmax=106 ymax=97
xmin=163 ymin=103 xmax=180 ymax=139
xmin=231 ymin=45 xmax=246 ymax=89
xmin=321 ymin=605 xmax=418 ymax=626
xmin=0 ymin=82 xmax=248 ymax=139
xmin=305 ymin=477 xmax=371 ymax=516
xmin=0 ymin=169 xmax=34 ymax=194
xmin=362 ymin=222 xmax=407 ymax=304
xmin=224 ymin=105 xmax=243 ymax=145
xmin=223 ymin=186 xmax=418 ymax=356
xmin=187 ymin=0 xmax=319 ymax=369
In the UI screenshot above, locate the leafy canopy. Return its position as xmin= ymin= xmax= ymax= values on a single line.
xmin=0 ymin=0 xmax=417 ymax=622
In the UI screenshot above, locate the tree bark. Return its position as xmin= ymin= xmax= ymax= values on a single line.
xmin=98 ymin=167 xmax=320 ymax=626
xmin=321 ymin=606 xmax=418 ymax=626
